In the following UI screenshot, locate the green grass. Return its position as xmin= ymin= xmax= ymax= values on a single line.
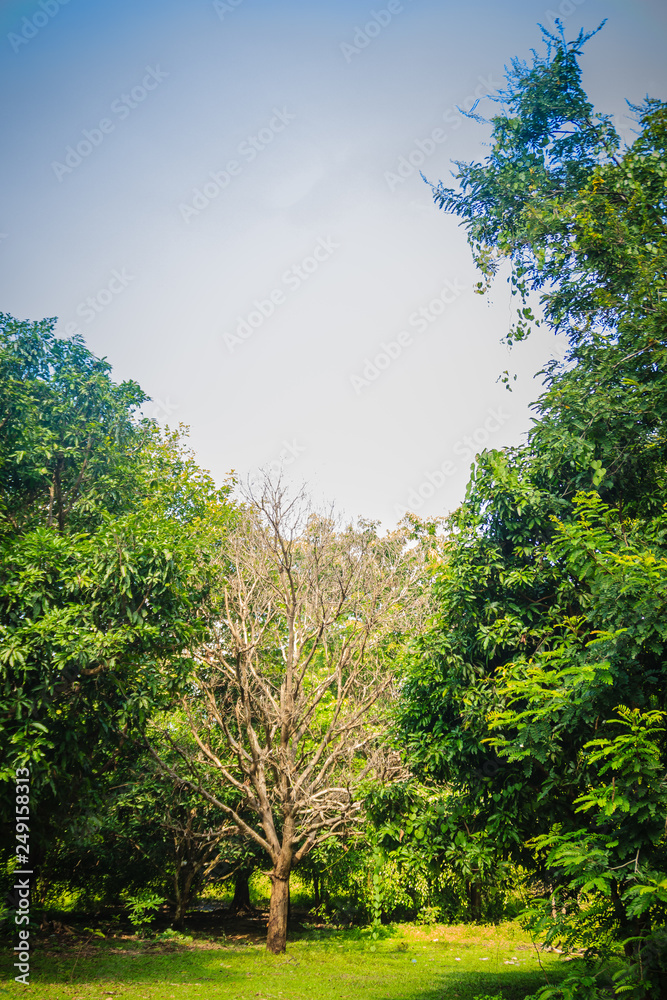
xmin=0 ymin=921 xmax=577 ymax=999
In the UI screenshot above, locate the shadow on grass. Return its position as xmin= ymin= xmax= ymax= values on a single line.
xmin=0 ymin=913 xmax=579 ymax=1000
xmin=375 ymin=971 xmax=568 ymax=1000
xmin=0 ymin=944 xmax=577 ymax=1000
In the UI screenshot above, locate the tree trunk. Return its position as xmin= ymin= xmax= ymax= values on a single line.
xmin=469 ymin=881 xmax=482 ymax=922
xmin=173 ymin=867 xmax=195 ymax=929
xmin=267 ymin=870 xmax=291 ymax=954
xmin=313 ymin=872 xmax=320 ymax=909
xmin=231 ymin=870 xmax=252 ymax=913
xmin=611 ymin=878 xmax=641 ymax=960
xmin=173 ymin=898 xmax=186 ymax=930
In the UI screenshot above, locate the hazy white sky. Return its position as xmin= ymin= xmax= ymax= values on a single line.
xmin=2 ymin=0 xmax=666 ymax=524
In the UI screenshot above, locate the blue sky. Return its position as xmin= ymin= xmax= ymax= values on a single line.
xmin=2 ymin=0 xmax=666 ymax=523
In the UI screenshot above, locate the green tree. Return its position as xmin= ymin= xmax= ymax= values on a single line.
xmin=0 ymin=314 xmax=232 ymax=869
xmin=427 ymin=23 xmax=665 ymax=348
xmin=399 ymin=22 xmax=667 ymax=987
xmin=428 ymin=21 xmax=667 ymax=511
xmin=37 ymin=727 xmax=268 ymax=932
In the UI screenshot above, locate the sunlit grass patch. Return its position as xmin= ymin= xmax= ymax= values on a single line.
xmin=0 ymin=920 xmax=576 ymax=999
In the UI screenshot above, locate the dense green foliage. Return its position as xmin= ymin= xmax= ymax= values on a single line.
xmin=0 ymin=314 xmax=232 ymax=862
xmin=396 ymin=22 xmax=667 ymax=997
xmin=37 ymin=730 xmax=258 ymax=927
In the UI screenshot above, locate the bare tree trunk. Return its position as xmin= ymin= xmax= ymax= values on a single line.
xmin=267 ymin=857 xmax=292 ymax=954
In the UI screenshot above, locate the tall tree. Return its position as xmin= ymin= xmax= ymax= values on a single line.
xmin=399 ymin=22 xmax=667 ymax=988
xmin=0 ymin=314 xmax=232 ymax=865
xmin=150 ymin=477 xmax=426 ymax=952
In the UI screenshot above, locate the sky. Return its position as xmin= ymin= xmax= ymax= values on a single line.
xmin=2 ymin=0 xmax=666 ymax=525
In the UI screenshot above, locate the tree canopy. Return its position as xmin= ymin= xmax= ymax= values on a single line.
xmin=397 ymin=22 xmax=667 ymax=991
xmin=0 ymin=314 xmax=232 ymax=861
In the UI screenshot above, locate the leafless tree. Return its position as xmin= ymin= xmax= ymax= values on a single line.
xmin=150 ymin=476 xmax=427 ymax=952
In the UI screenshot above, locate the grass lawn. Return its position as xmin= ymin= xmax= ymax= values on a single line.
xmin=0 ymin=920 xmax=577 ymax=999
